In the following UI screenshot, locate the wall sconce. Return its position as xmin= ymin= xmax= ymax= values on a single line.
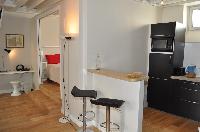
xmin=65 ymin=33 xmax=72 ymax=40
xmin=4 ymin=49 xmax=11 ymax=54
xmin=65 ymin=36 xmax=72 ymax=40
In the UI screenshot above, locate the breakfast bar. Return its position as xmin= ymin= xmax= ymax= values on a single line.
xmin=87 ymin=69 xmax=147 ymax=132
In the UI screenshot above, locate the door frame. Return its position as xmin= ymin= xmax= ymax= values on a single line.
xmin=36 ymin=6 xmax=62 ymax=88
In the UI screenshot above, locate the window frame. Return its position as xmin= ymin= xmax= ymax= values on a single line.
xmin=188 ymin=5 xmax=200 ymax=31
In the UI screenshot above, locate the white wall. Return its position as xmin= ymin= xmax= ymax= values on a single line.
xmin=0 ymin=13 xmax=32 ymax=71
xmin=161 ymin=5 xmax=184 ymax=23
xmin=184 ymin=42 xmax=200 ymax=67
xmin=40 ymin=14 xmax=60 ymax=55
xmin=186 ymin=30 xmax=200 ymax=42
xmin=87 ymin=0 xmax=161 ymax=74
xmin=160 ymin=5 xmax=200 ymax=42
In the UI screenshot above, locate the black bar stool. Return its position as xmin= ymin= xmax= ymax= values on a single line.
xmin=90 ymin=98 xmax=124 ymax=132
xmin=71 ymin=86 xmax=97 ymax=132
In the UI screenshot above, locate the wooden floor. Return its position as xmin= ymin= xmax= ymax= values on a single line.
xmin=0 ymin=82 xmax=75 ymax=132
xmin=143 ymin=107 xmax=200 ymax=132
xmin=0 ymin=81 xmax=199 ymax=132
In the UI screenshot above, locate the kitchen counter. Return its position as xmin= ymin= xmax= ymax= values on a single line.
xmin=88 ymin=69 xmax=148 ymax=82
xmin=171 ymin=76 xmax=200 ymax=82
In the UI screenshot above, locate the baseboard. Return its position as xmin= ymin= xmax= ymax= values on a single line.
xmin=0 ymin=89 xmax=12 ymax=94
xmin=67 ymin=114 xmax=106 ymax=131
xmin=69 ymin=114 xmax=95 ymax=127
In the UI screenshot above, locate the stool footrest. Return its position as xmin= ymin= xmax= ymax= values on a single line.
xmin=100 ymin=122 xmax=120 ymax=130
xmin=77 ymin=129 xmax=94 ymax=132
xmin=78 ymin=111 xmax=95 ymax=122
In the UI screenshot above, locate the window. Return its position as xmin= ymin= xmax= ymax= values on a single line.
xmin=192 ymin=9 xmax=200 ymax=28
xmin=189 ymin=5 xmax=200 ymax=30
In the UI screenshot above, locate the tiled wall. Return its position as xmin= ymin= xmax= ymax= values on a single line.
xmin=184 ymin=43 xmax=200 ymax=67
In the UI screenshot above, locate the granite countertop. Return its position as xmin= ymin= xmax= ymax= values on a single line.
xmin=88 ymin=69 xmax=148 ymax=82
xmin=171 ymin=76 xmax=200 ymax=82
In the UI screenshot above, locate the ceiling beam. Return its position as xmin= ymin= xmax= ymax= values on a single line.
xmin=162 ymin=0 xmax=200 ymax=6
xmin=0 ymin=0 xmax=16 ymax=7
xmin=35 ymin=0 xmax=63 ymax=13
xmin=132 ymin=0 xmax=200 ymax=6
xmin=15 ymin=0 xmax=29 ymax=8
xmin=27 ymin=0 xmax=45 ymax=10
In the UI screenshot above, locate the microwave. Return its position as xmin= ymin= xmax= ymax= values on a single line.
xmin=151 ymin=37 xmax=174 ymax=52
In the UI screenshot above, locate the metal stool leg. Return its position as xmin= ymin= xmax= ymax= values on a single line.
xmin=106 ymin=106 xmax=110 ymax=132
xmin=77 ymin=97 xmax=94 ymax=132
xmin=83 ymin=97 xmax=86 ymax=132
xmin=99 ymin=106 xmax=120 ymax=131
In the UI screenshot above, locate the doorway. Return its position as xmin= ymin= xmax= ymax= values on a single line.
xmin=38 ymin=11 xmax=60 ymax=85
xmin=36 ymin=6 xmax=69 ymax=115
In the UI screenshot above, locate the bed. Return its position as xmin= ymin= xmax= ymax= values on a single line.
xmin=45 ymin=54 xmax=60 ymax=84
xmin=46 ymin=64 xmax=60 ymax=84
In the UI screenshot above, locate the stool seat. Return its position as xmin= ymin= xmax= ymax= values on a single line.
xmin=90 ymin=98 xmax=124 ymax=108
xmin=71 ymin=86 xmax=97 ymax=132
xmin=71 ymin=86 xmax=97 ymax=99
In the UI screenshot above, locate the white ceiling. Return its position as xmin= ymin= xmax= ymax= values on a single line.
xmin=0 ymin=0 xmax=199 ymax=16
xmin=134 ymin=0 xmax=200 ymax=6
xmin=0 ymin=0 xmax=63 ymax=16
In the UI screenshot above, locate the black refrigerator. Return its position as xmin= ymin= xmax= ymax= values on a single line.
xmin=147 ymin=22 xmax=185 ymax=112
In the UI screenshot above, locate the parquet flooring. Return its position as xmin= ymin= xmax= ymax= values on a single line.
xmin=143 ymin=107 xmax=200 ymax=132
xmin=1 ymin=81 xmax=199 ymax=132
xmin=0 ymin=82 xmax=75 ymax=132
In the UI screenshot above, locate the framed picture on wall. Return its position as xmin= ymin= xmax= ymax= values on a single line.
xmin=6 ymin=34 xmax=24 ymax=48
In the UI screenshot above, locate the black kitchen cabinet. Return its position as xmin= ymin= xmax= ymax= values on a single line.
xmin=148 ymin=21 xmax=189 ymax=121
xmin=151 ymin=22 xmax=176 ymax=37
xmin=147 ymin=77 xmax=172 ymax=112
xmin=172 ymin=80 xmax=200 ymax=121
xmin=149 ymin=53 xmax=173 ymax=77
xmin=148 ymin=78 xmax=200 ymax=122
